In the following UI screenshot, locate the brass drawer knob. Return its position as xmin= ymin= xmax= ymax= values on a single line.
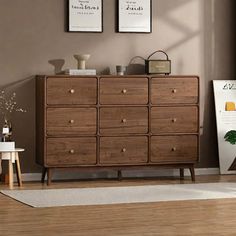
xmin=69 ymin=119 xmax=75 ymax=124
xmin=69 ymin=89 xmax=75 ymax=94
xmin=69 ymin=149 xmax=75 ymax=154
xmin=122 ymin=89 xmax=127 ymax=94
xmin=172 ymin=147 xmax=177 ymax=152
xmin=172 ymin=89 xmax=177 ymax=93
xmin=172 ymin=118 xmax=177 ymax=123
xmin=121 ymin=118 xmax=127 ymax=123
xmin=122 ymin=148 xmax=126 ymax=153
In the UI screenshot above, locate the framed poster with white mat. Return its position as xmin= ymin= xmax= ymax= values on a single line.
xmin=117 ymin=0 xmax=152 ymax=33
xmin=68 ymin=0 xmax=103 ymax=32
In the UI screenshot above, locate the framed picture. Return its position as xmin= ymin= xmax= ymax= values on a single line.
xmin=68 ymin=0 xmax=103 ymax=32
xmin=117 ymin=0 xmax=152 ymax=33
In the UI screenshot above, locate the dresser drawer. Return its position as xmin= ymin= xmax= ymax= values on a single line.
xmin=47 ymin=77 xmax=97 ymax=105
xmin=151 ymin=135 xmax=198 ymax=163
xmin=151 ymin=106 xmax=198 ymax=134
xmin=100 ymin=107 xmax=148 ymax=134
xmin=100 ymin=77 xmax=148 ymax=104
xmin=151 ymin=77 xmax=198 ymax=104
xmin=47 ymin=108 xmax=96 ymax=135
xmin=46 ymin=137 xmax=96 ymax=166
xmin=100 ymin=137 xmax=148 ymax=164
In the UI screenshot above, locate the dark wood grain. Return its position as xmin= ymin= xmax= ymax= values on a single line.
xmin=47 ymin=108 xmax=97 ymax=135
xmin=100 ymin=107 xmax=148 ymax=134
xmin=100 ymin=136 xmax=148 ymax=164
xmin=100 ymin=77 xmax=148 ymax=104
xmin=151 ymin=135 xmax=198 ymax=163
xmin=46 ymin=137 xmax=96 ymax=166
xmin=47 ymin=77 xmax=97 ymax=105
xmin=36 ymin=76 xmax=46 ymax=166
xmin=36 ymin=75 xmax=199 ymax=184
xmin=151 ymin=106 xmax=198 ymax=133
xmin=151 ymin=77 xmax=198 ymax=104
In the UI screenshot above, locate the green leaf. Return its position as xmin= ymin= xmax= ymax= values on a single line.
xmin=224 ymin=130 xmax=236 ymax=145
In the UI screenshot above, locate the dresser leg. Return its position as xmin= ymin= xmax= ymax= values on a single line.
xmin=189 ymin=166 xmax=195 ymax=182
xmin=47 ymin=168 xmax=52 ymax=185
xmin=180 ymin=168 xmax=184 ymax=179
xmin=41 ymin=168 xmax=47 ymax=183
xmin=118 ymin=170 xmax=122 ymax=181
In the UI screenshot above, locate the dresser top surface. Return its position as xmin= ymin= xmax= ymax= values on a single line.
xmin=37 ymin=75 xmax=199 ymax=79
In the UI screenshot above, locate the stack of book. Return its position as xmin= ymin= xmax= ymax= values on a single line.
xmin=64 ymin=69 xmax=96 ymax=75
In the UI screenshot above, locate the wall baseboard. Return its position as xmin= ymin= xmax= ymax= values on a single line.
xmin=17 ymin=168 xmax=220 ymax=182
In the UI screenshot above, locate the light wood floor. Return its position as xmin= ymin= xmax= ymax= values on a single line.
xmin=1 ymin=175 xmax=236 ymax=236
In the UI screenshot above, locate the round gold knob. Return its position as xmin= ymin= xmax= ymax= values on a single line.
xmin=172 ymin=118 xmax=177 ymax=123
xmin=69 ymin=149 xmax=75 ymax=154
xmin=69 ymin=89 xmax=75 ymax=94
xmin=121 ymin=118 xmax=127 ymax=123
xmin=172 ymin=147 xmax=177 ymax=152
xmin=122 ymin=148 xmax=126 ymax=153
xmin=69 ymin=119 xmax=74 ymax=124
xmin=172 ymin=89 xmax=177 ymax=93
xmin=122 ymin=89 xmax=127 ymax=94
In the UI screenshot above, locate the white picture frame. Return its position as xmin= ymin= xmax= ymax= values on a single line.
xmin=117 ymin=0 xmax=152 ymax=33
xmin=68 ymin=0 xmax=103 ymax=32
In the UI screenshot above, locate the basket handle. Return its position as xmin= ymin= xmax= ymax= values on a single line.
xmin=147 ymin=50 xmax=169 ymax=60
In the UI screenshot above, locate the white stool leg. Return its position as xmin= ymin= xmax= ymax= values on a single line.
xmin=8 ymin=153 xmax=14 ymax=189
xmin=15 ymin=152 xmax=22 ymax=187
xmin=0 ymin=154 xmax=2 ymax=175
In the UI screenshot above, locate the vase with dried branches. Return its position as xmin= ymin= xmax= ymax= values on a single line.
xmin=0 ymin=91 xmax=26 ymax=141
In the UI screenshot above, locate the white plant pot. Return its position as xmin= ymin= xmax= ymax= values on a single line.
xmin=0 ymin=142 xmax=15 ymax=151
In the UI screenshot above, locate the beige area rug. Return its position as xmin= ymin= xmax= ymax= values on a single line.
xmin=1 ymin=182 xmax=236 ymax=208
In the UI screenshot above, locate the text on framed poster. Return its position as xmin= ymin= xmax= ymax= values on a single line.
xmin=117 ymin=0 xmax=152 ymax=33
xmin=68 ymin=0 xmax=103 ymax=32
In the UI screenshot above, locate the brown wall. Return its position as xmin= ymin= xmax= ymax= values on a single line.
xmin=0 ymin=0 xmax=235 ymax=173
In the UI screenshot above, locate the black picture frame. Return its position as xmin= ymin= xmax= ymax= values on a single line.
xmin=68 ymin=0 xmax=103 ymax=32
xmin=117 ymin=0 xmax=152 ymax=33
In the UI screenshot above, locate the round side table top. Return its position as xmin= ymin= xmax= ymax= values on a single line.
xmin=0 ymin=148 xmax=25 ymax=153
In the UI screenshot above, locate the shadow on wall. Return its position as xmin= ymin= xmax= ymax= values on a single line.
xmin=155 ymin=0 xmax=201 ymax=76
xmin=154 ymin=0 xmax=235 ymax=168
xmin=48 ymin=59 xmax=65 ymax=74
xmin=0 ymin=77 xmax=40 ymax=173
xmin=200 ymin=0 xmax=236 ymax=168
xmin=229 ymin=0 xmax=236 ymax=76
xmin=156 ymin=0 xmax=190 ymax=16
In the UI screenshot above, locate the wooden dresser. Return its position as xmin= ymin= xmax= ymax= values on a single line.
xmin=36 ymin=75 xmax=199 ymax=184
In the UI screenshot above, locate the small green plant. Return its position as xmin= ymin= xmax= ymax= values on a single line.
xmin=224 ymin=130 xmax=236 ymax=144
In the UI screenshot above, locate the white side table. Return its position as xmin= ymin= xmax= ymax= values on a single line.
xmin=0 ymin=148 xmax=24 ymax=189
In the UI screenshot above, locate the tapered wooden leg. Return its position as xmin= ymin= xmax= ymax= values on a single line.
xmin=0 ymin=155 xmax=2 ymax=176
xmin=47 ymin=168 xmax=52 ymax=185
xmin=8 ymin=157 xmax=14 ymax=189
xmin=118 ymin=170 xmax=122 ymax=181
xmin=189 ymin=166 xmax=195 ymax=182
xmin=15 ymin=152 xmax=22 ymax=187
xmin=41 ymin=168 xmax=47 ymax=183
xmin=180 ymin=168 xmax=184 ymax=179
